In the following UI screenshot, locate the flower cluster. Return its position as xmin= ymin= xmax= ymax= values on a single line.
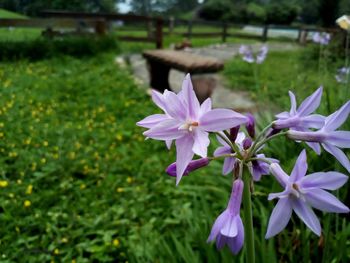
xmin=239 ymin=45 xmax=268 ymax=64
xmin=312 ymin=32 xmax=331 ymax=45
xmin=137 ymin=75 xmax=349 ymax=257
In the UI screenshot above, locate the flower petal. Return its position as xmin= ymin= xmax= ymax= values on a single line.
xmin=305 ymin=189 xmax=350 ymax=213
xmin=221 ymin=216 xmax=238 ymax=237
xmin=200 ymin=98 xmax=212 ymax=115
xmin=269 ymin=163 xmax=289 ymax=187
xmin=175 ymin=135 xmax=194 ymax=185
xmin=207 ymin=210 xmax=229 ymax=242
xmin=223 ymin=157 xmax=235 ymax=175
xmin=289 ymin=91 xmax=297 ymax=115
xmin=227 ymin=216 xmax=244 ymax=255
xmin=301 ymin=114 xmax=325 ymax=129
xmin=305 ymin=142 xmax=321 ymax=155
xmin=275 ymin=111 xmax=290 ymax=119
xmin=299 ymin=171 xmax=348 ymax=190
xmin=144 ymin=119 xmax=184 ymax=140
xmin=151 ymin=89 xmax=167 ymax=112
xmin=163 ymin=90 xmax=187 ymax=121
xmin=214 ymin=146 xmax=231 ymax=157
xmin=165 ymin=140 xmax=172 ymax=149
xmin=322 ymin=143 xmax=350 ymax=173
xmin=323 ymin=100 xmax=350 ymax=131
xmin=297 ymin=86 xmax=323 ymax=116
xmin=200 ymin=109 xmax=247 ymax=132
xmin=290 ymin=150 xmax=307 ymax=182
xmin=181 ymin=74 xmax=200 ymax=120
xmin=327 ymin=131 xmax=350 ymax=148
xmin=265 ymin=197 xmax=292 ymax=238
xmin=292 ymin=199 xmax=321 ymax=236
xmin=192 ymin=129 xmax=210 ymax=157
xmin=136 ymin=114 xmax=169 ymax=128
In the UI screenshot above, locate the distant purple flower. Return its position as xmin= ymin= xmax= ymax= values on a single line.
xmin=137 ymin=74 xmax=247 ymax=184
xmin=214 ymin=132 xmax=245 ymax=175
xmin=274 ymin=87 xmax=325 ymax=154
xmin=335 ymin=67 xmax=350 ymax=83
xmin=266 ymin=150 xmax=349 ymax=238
xmin=312 ymin=32 xmax=331 ymax=45
xmin=166 ymin=158 xmax=210 ymax=177
xmin=256 ymin=45 xmax=268 ymax=64
xmin=287 ymin=100 xmax=350 ymax=172
xmin=208 ymin=178 xmax=244 ymax=255
xmin=239 ymin=45 xmax=268 ymax=64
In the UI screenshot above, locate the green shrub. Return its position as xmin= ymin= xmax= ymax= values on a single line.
xmin=0 ymin=35 xmax=119 ymax=61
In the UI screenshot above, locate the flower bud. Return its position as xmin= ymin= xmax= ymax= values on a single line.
xmin=242 ymin=138 xmax=252 ymax=150
xmin=229 ymin=126 xmax=240 ymax=142
xmin=166 ymin=158 xmax=210 ymax=177
xmin=266 ymin=128 xmax=281 ymax=138
xmin=287 ymin=130 xmax=325 ymax=142
xmin=245 ymin=113 xmax=255 ymax=138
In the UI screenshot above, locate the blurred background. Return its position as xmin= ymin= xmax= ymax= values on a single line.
xmin=0 ymin=0 xmax=349 ymax=262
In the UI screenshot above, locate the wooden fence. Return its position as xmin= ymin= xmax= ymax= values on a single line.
xmin=41 ymin=10 xmax=163 ymax=48
xmin=0 ymin=10 xmax=345 ymax=48
xmin=0 ymin=18 xmax=107 ymax=37
xmin=166 ymin=18 xmax=343 ymax=45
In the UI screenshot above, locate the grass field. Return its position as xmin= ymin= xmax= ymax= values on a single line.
xmin=0 ymin=9 xmax=349 ymax=262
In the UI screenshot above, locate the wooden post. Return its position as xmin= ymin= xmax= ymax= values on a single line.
xmin=299 ymin=28 xmax=309 ymax=45
xmin=155 ymin=18 xmax=163 ymax=49
xmin=95 ymin=19 xmax=106 ymax=35
xmin=222 ymin=22 xmax=227 ymax=43
xmin=187 ymin=20 xmax=193 ymax=39
xmin=262 ymin=25 xmax=268 ymax=42
xmin=169 ymin=16 xmax=174 ymax=35
xmin=297 ymin=26 xmax=302 ymax=42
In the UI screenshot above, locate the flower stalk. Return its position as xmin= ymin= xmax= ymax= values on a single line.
xmin=242 ymin=166 xmax=255 ymax=263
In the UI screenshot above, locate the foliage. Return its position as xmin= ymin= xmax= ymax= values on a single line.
xmin=0 ymin=0 xmax=118 ymax=16
xmin=0 ymin=35 xmax=119 ymax=61
xmin=265 ymin=2 xmax=299 ymax=25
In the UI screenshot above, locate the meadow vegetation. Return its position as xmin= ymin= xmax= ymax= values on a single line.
xmin=0 ymin=12 xmax=349 ymax=262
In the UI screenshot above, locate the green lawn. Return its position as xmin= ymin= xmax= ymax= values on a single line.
xmin=0 ymin=8 xmax=28 ymax=18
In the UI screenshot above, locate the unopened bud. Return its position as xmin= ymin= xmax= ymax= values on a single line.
xmin=266 ymin=128 xmax=281 ymax=138
xmin=245 ymin=113 xmax=255 ymax=138
xmin=166 ymin=158 xmax=210 ymax=177
xmin=243 ymin=138 xmax=252 ymax=150
xmin=230 ymin=126 xmax=240 ymax=142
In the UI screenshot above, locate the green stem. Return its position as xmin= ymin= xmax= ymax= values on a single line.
xmin=345 ymin=31 xmax=350 ymax=100
xmin=248 ymin=123 xmax=273 ymax=158
xmin=242 ymin=167 xmax=255 ymax=263
xmin=253 ymin=64 xmax=259 ymax=90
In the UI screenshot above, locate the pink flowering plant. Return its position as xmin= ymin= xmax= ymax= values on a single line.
xmin=137 ymin=74 xmax=349 ymax=262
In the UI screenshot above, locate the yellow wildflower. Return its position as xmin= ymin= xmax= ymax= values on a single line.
xmin=0 ymin=180 xmax=9 ymax=187
xmin=126 ymin=177 xmax=133 ymax=184
xmin=24 ymin=200 xmax=31 ymax=207
xmin=116 ymin=187 xmax=124 ymax=193
xmin=80 ymin=184 xmax=86 ymax=190
xmin=54 ymin=248 xmax=59 ymax=255
xmin=26 ymin=185 xmax=33 ymax=195
xmin=43 ymin=141 xmax=49 ymax=147
xmin=113 ymin=239 xmax=120 ymax=247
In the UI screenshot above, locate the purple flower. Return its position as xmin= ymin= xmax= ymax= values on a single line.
xmin=207 ymin=178 xmax=244 ymax=255
xmin=335 ymin=67 xmax=350 ymax=83
xmin=239 ymin=45 xmax=268 ymax=64
xmin=287 ymin=100 xmax=350 ymax=172
xmin=250 ymin=154 xmax=279 ymax=181
xmin=274 ymin=87 xmax=325 ymax=154
xmin=214 ymin=132 xmax=245 ymax=175
xmin=274 ymin=87 xmax=325 ymax=130
xmin=166 ymin=158 xmax=210 ymax=177
xmin=312 ymin=32 xmax=331 ymax=45
xmin=256 ymin=45 xmax=268 ymax=64
xmin=266 ymin=150 xmax=349 ymax=238
xmin=137 ymin=74 xmax=247 ymax=184
xmin=239 ymin=45 xmax=254 ymax=63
